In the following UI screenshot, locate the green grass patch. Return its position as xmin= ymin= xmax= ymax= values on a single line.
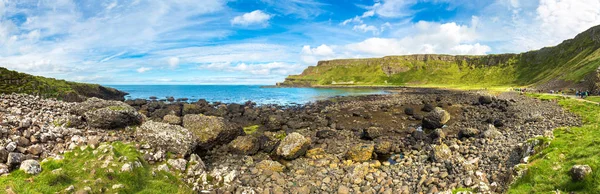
xmin=452 ymin=188 xmax=474 ymax=194
xmin=585 ymin=96 xmax=600 ymax=103
xmin=509 ymin=94 xmax=600 ymax=193
xmin=0 ymin=142 xmax=193 ymax=194
xmin=243 ymin=125 xmax=259 ymax=135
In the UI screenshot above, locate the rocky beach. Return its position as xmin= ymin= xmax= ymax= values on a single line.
xmin=0 ymin=87 xmax=581 ymax=193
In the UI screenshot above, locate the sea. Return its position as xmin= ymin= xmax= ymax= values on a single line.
xmin=107 ymin=85 xmax=388 ymax=105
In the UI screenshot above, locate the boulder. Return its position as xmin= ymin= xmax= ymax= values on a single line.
xmin=481 ymin=124 xmax=502 ymax=139
xmin=229 ymin=136 xmax=260 ymax=155
xmin=7 ymin=152 xmax=24 ymax=167
xmin=276 ymin=132 xmax=311 ymax=160
xmin=422 ymin=107 xmax=450 ymax=129
xmin=256 ymin=160 xmax=285 ymax=172
xmin=135 ymin=121 xmax=196 ymax=156
xmin=430 ymin=143 xmax=451 ymax=162
xmin=430 ymin=128 xmax=446 ymax=139
xmin=182 ymin=104 xmax=203 ymax=115
xmin=27 ymin=144 xmax=43 ymax=155
xmin=347 ymin=144 xmax=374 ymax=162
xmin=0 ymin=149 xmax=8 ymax=163
xmin=266 ymin=115 xmax=285 ymax=131
xmin=459 ymin=128 xmax=480 ymax=139
xmin=404 ymin=107 xmax=414 ymax=115
xmin=0 ymin=164 xmax=8 ymax=175
xmin=19 ymin=159 xmax=41 ymax=174
xmin=70 ymin=97 xmax=129 ymax=115
xmin=479 ymin=95 xmax=493 ymax=105
xmin=374 ymin=140 xmax=392 ymax=155
xmin=167 ymin=158 xmax=187 ymax=172
xmin=570 ymin=165 xmax=592 ymax=181
xmin=84 ymin=105 xmax=144 ymax=129
xmin=363 ymin=127 xmax=383 ymax=140
xmin=162 ymin=115 xmax=182 ymax=125
xmin=183 ymin=114 xmax=243 ymax=151
xmin=258 ymin=135 xmax=279 ymax=153
xmin=421 ymin=103 xmax=435 ymax=112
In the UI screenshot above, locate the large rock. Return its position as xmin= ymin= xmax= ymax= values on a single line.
xmin=229 ymin=135 xmax=260 ymax=155
xmin=570 ymin=165 xmax=592 ymax=181
xmin=19 ymin=159 xmax=41 ymax=174
xmin=162 ymin=115 xmax=182 ymax=125
xmin=481 ymin=124 xmax=502 ymax=139
xmin=422 ymin=107 xmax=450 ymax=129
xmin=276 ymin=132 xmax=311 ymax=160
xmin=84 ymin=105 xmax=144 ymax=129
xmin=256 ymin=160 xmax=285 ymax=172
xmin=7 ymin=152 xmax=24 ymax=167
xmin=71 ymin=97 xmax=128 ymax=115
xmin=363 ymin=127 xmax=383 ymax=140
xmin=459 ymin=128 xmax=480 ymax=139
xmin=479 ymin=95 xmax=493 ymax=105
xmin=135 ymin=121 xmax=196 ymax=156
xmin=347 ymin=144 xmax=374 ymax=162
xmin=183 ymin=114 xmax=243 ymax=151
xmin=430 ymin=143 xmax=451 ymax=162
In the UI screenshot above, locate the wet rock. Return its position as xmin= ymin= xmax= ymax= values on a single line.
xmin=347 ymin=144 xmax=374 ymax=162
xmin=570 ymin=165 xmax=592 ymax=181
xmin=422 ymin=107 xmax=450 ymax=129
xmin=135 ymin=121 xmax=196 ymax=156
xmin=276 ymin=132 xmax=311 ymax=160
xmin=84 ymin=105 xmax=144 ymax=129
xmin=183 ymin=114 xmax=243 ymax=151
xmin=20 ymin=159 xmax=41 ymax=174
xmin=430 ymin=143 xmax=451 ymax=162
xmin=229 ymin=135 xmax=260 ymax=155
xmin=162 ymin=115 xmax=182 ymax=125
xmin=458 ymin=128 xmax=480 ymax=139
xmin=256 ymin=160 xmax=285 ymax=172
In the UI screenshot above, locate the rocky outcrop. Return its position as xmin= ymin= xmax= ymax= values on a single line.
xmin=84 ymin=106 xmax=144 ymax=129
xmin=0 ymin=67 xmax=127 ymax=102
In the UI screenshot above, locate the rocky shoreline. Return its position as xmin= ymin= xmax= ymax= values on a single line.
xmin=0 ymin=88 xmax=580 ymax=193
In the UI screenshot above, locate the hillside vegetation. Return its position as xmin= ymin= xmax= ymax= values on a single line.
xmin=280 ymin=25 xmax=600 ymax=91
xmin=0 ymin=67 xmax=127 ymax=101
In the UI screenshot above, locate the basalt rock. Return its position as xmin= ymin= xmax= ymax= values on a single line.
xmin=183 ymin=114 xmax=243 ymax=151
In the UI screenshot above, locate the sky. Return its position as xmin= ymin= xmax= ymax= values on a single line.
xmin=1 ymin=0 xmax=600 ymax=85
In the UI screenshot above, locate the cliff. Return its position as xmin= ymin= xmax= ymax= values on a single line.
xmin=0 ymin=67 xmax=127 ymax=102
xmin=280 ymin=25 xmax=600 ymax=92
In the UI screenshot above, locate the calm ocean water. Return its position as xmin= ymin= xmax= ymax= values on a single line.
xmin=107 ymin=85 xmax=388 ymax=105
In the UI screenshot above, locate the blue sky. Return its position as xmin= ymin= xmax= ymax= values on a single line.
xmin=1 ymin=0 xmax=599 ymax=85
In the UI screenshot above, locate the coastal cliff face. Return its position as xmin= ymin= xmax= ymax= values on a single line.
xmin=280 ymin=25 xmax=600 ymax=90
xmin=0 ymin=67 xmax=127 ymax=102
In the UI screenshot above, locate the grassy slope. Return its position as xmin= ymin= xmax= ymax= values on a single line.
xmin=282 ymin=25 xmax=600 ymax=88
xmin=0 ymin=67 xmax=126 ymax=101
xmin=509 ymin=93 xmax=600 ymax=193
xmin=0 ymin=142 xmax=193 ymax=194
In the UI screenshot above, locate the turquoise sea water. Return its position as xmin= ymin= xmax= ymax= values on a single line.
xmin=107 ymin=85 xmax=388 ymax=105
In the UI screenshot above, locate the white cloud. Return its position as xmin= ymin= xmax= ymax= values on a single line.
xmin=168 ymin=57 xmax=180 ymax=68
xmin=136 ymin=67 xmax=152 ymax=73
xmin=369 ymin=0 xmax=416 ymax=18
xmin=536 ymin=0 xmax=600 ymax=42
xmin=231 ymin=10 xmax=272 ymax=26
xmin=199 ymin=62 xmax=305 ymax=75
xmin=353 ymin=24 xmax=380 ymax=35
